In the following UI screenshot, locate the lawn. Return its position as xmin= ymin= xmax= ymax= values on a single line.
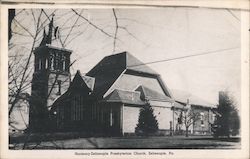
xmin=10 ymin=135 xmax=240 ymax=149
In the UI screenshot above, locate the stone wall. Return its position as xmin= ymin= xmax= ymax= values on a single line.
xmin=47 ymin=73 xmax=70 ymax=109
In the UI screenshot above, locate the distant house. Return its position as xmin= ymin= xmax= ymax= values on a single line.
xmin=171 ymin=90 xmax=216 ymax=135
xmin=9 ymin=93 xmax=29 ymax=134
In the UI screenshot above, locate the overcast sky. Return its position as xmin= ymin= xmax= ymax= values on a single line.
xmin=11 ymin=7 xmax=241 ymax=107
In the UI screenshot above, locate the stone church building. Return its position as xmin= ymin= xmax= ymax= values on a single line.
xmin=29 ymin=17 xmax=215 ymax=136
xmin=50 ymin=52 xmax=175 ymax=135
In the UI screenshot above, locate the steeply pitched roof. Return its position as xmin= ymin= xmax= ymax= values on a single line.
xmin=40 ymin=16 xmax=54 ymax=46
xmin=171 ymin=89 xmax=216 ymax=108
xmin=126 ymin=53 xmax=159 ymax=75
xmin=88 ymin=69 xmax=124 ymax=99
xmin=86 ymin=52 xmax=160 ymax=99
xmin=82 ymin=75 xmax=95 ymax=91
xmin=103 ymin=89 xmax=145 ymax=105
xmin=135 ymin=85 xmax=173 ymax=102
xmin=69 ymin=70 xmax=93 ymax=93
xmin=52 ymin=71 xmax=93 ymax=107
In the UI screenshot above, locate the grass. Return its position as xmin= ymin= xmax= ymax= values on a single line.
xmin=9 ymin=134 xmax=241 ymax=150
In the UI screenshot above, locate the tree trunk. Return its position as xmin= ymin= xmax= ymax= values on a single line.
xmin=185 ymin=127 xmax=189 ymax=137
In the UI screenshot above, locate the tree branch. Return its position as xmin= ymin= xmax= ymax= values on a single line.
xmin=72 ymin=9 xmax=114 ymax=38
xmin=63 ymin=9 xmax=83 ymax=45
xmin=8 ymin=10 xmax=43 ymax=116
xmin=112 ymin=8 xmax=118 ymax=53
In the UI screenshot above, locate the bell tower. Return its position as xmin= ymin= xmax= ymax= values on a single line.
xmin=29 ymin=16 xmax=72 ymax=132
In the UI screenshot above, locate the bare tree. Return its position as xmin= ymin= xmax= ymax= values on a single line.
xmin=8 ymin=9 xmax=84 ymax=149
xmin=9 ymin=9 xmax=43 ymax=129
xmin=9 ymin=8 xmax=150 ymax=149
xmin=175 ymin=102 xmax=201 ymax=137
xmin=181 ymin=108 xmax=201 ymax=137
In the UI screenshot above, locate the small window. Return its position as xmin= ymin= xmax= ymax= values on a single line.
xmin=200 ymin=112 xmax=204 ymax=126
xmin=62 ymin=60 xmax=66 ymax=71
xmin=51 ymin=56 xmax=54 ymax=70
xmin=57 ymin=80 xmax=61 ymax=95
xmin=201 ymin=120 xmax=204 ymax=125
xmin=62 ymin=55 xmax=66 ymax=71
xmin=110 ymin=108 xmax=114 ymax=127
xmin=200 ymin=113 xmax=204 ymax=118
xmin=212 ymin=114 xmax=216 ymax=122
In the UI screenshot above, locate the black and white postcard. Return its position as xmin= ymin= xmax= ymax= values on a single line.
xmin=0 ymin=1 xmax=249 ymax=159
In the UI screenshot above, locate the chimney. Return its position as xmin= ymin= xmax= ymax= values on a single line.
xmin=219 ymin=91 xmax=226 ymax=105
xmin=186 ymin=98 xmax=191 ymax=109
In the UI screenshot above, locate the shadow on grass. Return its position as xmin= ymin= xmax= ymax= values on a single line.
xmin=187 ymin=137 xmax=240 ymax=142
xmin=9 ymin=132 xmax=241 ymax=150
xmin=9 ymin=132 xmax=104 ymax=144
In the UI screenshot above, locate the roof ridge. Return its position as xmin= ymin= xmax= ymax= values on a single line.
xmin=113 ymin=88 xmax=141 ymax=94
xmin=171 ymin=89 xmax=215 ymax=107
xmin=106 ymin=51 xmax=128 ymax=57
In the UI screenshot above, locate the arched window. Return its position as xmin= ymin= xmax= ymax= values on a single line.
xmin=57 ymin=80 xmax=61 ymax=95
xmin=50 ymin=54 xmax=54 ymax=70
xmin=62 ymin=60 xmax=66 ymax=71
xmin=110 ymin=108 xmax=114 ymax=127
xmin=45 ymin=58 xmax=48 ymax=69
xmin=200 ymin=112 xmax=204 ymax=126
xmin=61 ymin=54 xmax=66 ymax=71
xmin=38 ymin=59 xmax=42 ymax=70
xmin=54 ymin=53 xmax=59 ymax=70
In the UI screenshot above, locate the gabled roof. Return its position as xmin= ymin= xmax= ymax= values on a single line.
xmin=52 ymin=71 xmax=93 ymax=108
xmin=69 ymin=70 xmax=93 ymax=93
xmin=103 ymin=89 xmax=145 ymax=105
xmin=172 ymin=101 xmax=187 ymax=110
xmin=86 ymin=52 xmax=160 ymax=99
xmin=171 ymin=89 xmax=216 ymax=108
xmin=135 ymin=85 xmax=173 ymax=102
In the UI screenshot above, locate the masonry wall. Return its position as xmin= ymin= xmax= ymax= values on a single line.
xmin=122 ymin=105 xmax=173 ymax=135
xmin=192 ymin=107 xmax=213 ymax=135
xmin=122 ymin=105 xmax=141 ymax=134
xmin=47 ymin=73 xmax=71 ymax=108
xmin=152 ymin=106 xmax=173 ymax=131
xmin=173 ymin=107 xmax=214 ymax=135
